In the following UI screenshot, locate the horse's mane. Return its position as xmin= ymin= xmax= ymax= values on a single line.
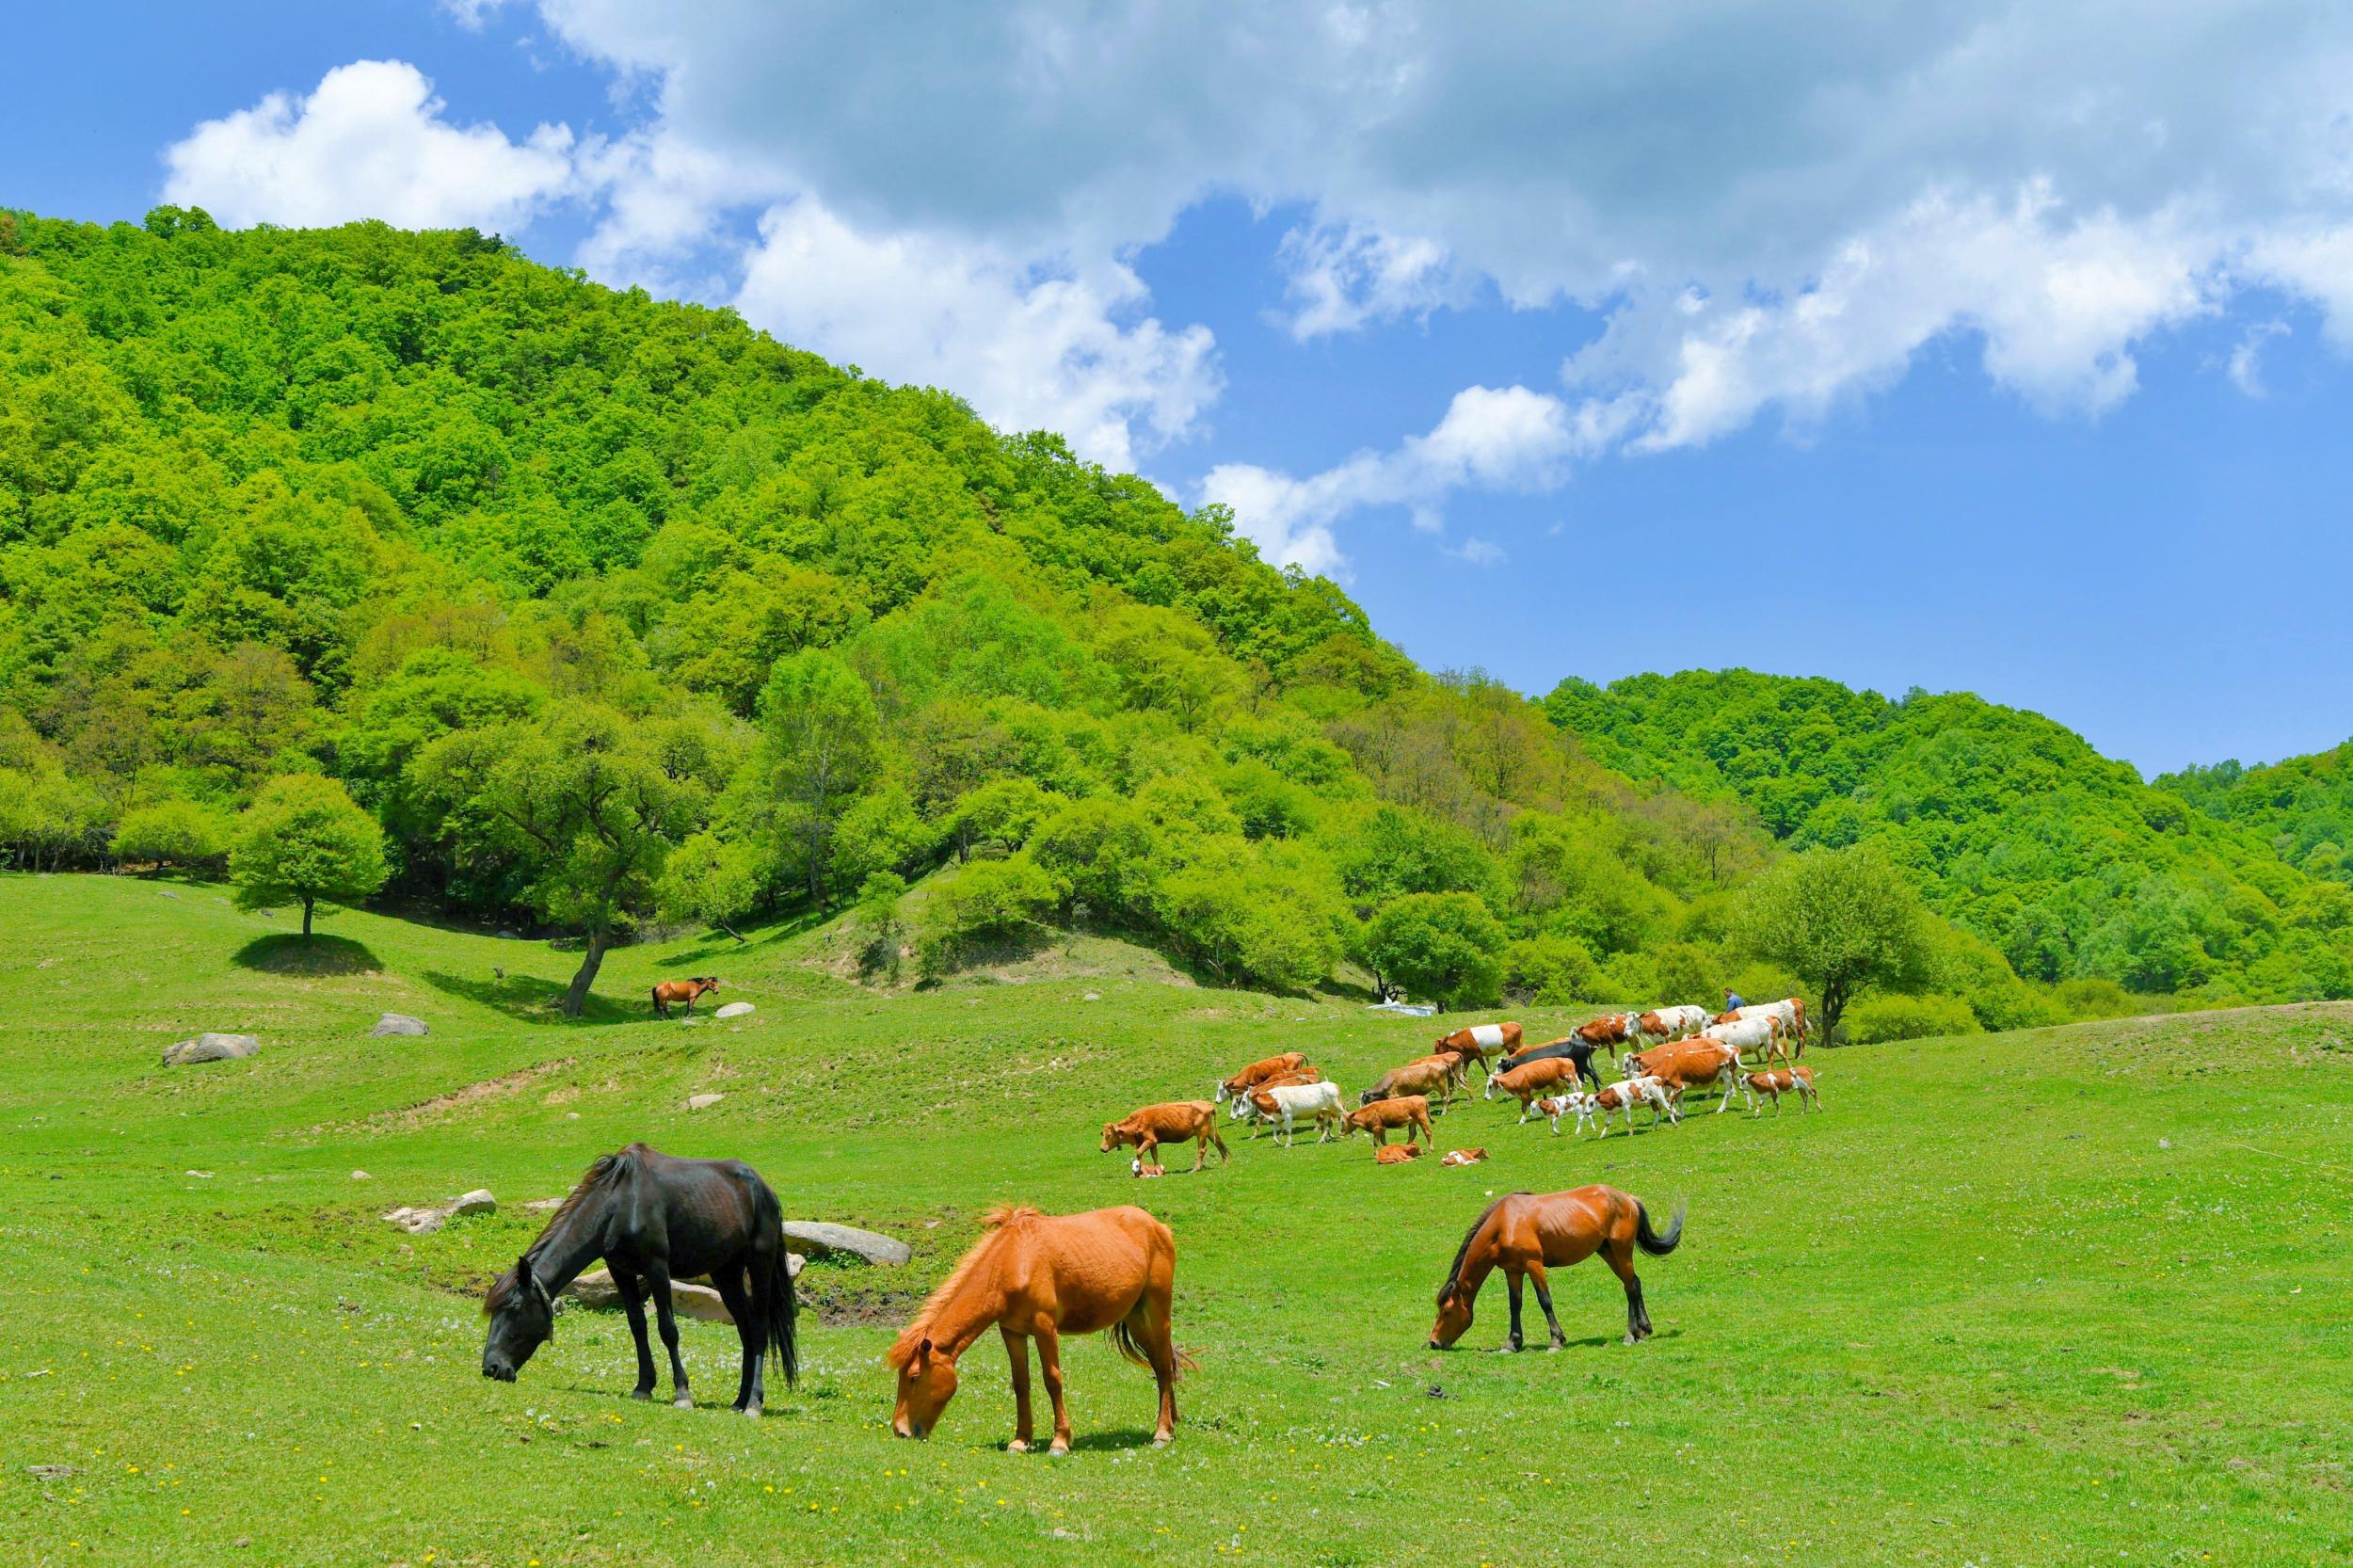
xmin=1435 ymin=1192 xmax=1526 ymax=1305
xmin=885 ymin=1206 xmax=1040 ymax=1368
xmin=484 ymin=1146 xmax=639 ymax=1314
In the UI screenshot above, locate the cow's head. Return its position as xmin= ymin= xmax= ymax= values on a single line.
xmin=1098 ymin=1120 xmax=1129 ymax=1153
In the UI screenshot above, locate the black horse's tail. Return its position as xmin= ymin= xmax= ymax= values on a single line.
xmin=1635 ymin=1198 xmax=1686 ymax=1256
xmin=753 ymin=1181 xmax=799 ymax=1386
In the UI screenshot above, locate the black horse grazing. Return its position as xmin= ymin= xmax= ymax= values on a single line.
xmin=1496 ymin=1037 xmax=1603 ymax=1091
xmin=482 ymin=1144 xmax=797 ymax=1416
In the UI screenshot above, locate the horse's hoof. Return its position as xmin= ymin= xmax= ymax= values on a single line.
xmin=1623 ymin=1334 xmax=1640 ymax=1347
xmin=1007 ymin=1439 xmax=1029 ymax=1454
xmin=1151 ymin=1434 xmax=1173 ymax=1449
xmin=673 ymin=1396 xmax=695 ymax=1409
xmin=1047 ymin=1443 xmax=1071 ymax=1457
xmin=741 ymin=1405 xmax=762 ymax=1419
xmin=632 ymin=1389 xmax=653 ymax=1401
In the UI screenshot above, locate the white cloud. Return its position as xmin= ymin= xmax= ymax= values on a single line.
xmin=2224 ymin=318 xmax=2293 ymax=396
xmin=732 ymin=198 xmax=1219 ymax=473
xmin=1275 ymin=221 xmax=1465 ymax=340
xmin=162 ymin=60 xmax=577 ymax=232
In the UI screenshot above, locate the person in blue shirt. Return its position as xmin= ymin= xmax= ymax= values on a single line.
xmin=1723 ymin=988 xmax=1744 ymax=1012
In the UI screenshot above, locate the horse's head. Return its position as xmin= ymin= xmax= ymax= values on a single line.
xmin=889 ymin=1336 xmax=960 ymax=1440
xmin=1428 ymin=1280 xmax=1475 ymax=1350
xmin=481 ymin=1254 xmax=555 ymax=1383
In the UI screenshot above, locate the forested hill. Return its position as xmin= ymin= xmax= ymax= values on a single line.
xmin=1543 ymin=669 xmax=2353 ymax=1002
xmin=0 ymin=206 xmax=1799 ymax=1015
xmin=2159 ymin=744 xmax=2353 ymax=885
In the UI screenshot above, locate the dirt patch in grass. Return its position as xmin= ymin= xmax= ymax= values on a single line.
xmin=312 ymin=1056 xmax=579 ymax=1134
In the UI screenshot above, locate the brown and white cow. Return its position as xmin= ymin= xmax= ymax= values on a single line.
xmin=1360 ymin=1055 xmax=1462 ymax=1107
xmin=1716 ymin=998 xmax=1808 ymax=1055
xmin=1342 ymin=1094 xmax=1434 ymax=1147
xmin=1225 ymin=1066 xmax=1325 ymax=1127
xmin=1743 ymin=1065 xmax=1819 ymax=1115
xmin=1433 ymin=1022 xmax=1522 ymax=1077
xmin=1635 ymin=1004 xmax=1712 ymax=1046
xmin=1483 ymin=1055 xmax=1585 ymax=1121
xmin=1571 ymin=1012 xmax=1646 ymax=1064
xmin=1702 ymin=1014 xmax=1790 ymax=1067
xmin=1216 ymin=1051 xmax=1309 ymax=1102
xmin=1100 ymin=1101 xmax=1231 ymax=1172
xmin=1639 ymin=1037 xmax=1746 ymax=1114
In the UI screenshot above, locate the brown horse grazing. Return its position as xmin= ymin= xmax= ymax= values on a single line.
xmin=888 ymin=1205 xmax=1193 ymax=1453
xmin=1341 ymin=1094 xmax=1434 ymax=1146
xmin=1428 ymin=1186 xmax=1685 ymax=1352
xmin=1216 ymin=1051 xmax=1308 ymax=1102
xmin=651 ymin=976 xmax=721 ymax=1018
xmin=1101 ymin=1102 xmax=1231 ymax=1172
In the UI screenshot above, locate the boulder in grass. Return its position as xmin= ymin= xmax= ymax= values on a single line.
xmin=381 ymin=1189 xmax=495 ymax=1235
xmin=446 ymin=1190 xmax=496 ymax=1218
xmin=371 ymin=1013 xmax=429 ymax=1037
xmin=564 ymin=1265 xmax=802 ymax=1324
xmin=686 ymin=1093 xmax=724 ymax=1111
xmin=778 ymin=1220 xmax=911 ymax=1267
xmin=162 ymin=1032 xmax=260 ymax=1067
xmin=712 ymin=1001 xmax=755 ymax=1019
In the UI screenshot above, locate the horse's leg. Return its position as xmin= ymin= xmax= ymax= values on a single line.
xmin=1133 ymin=1295 xmax=1178 ymax=1447
xmin=613 ymin=1268 xmax=658 ymax=1400
xmin=1503 ymin=1265 xmax=1527 ymax=1352
xmin=1000 ymin=1326 xmax=1034 ymax=1453
xmin=1526 ymin=1260 xmax=1567 ymax=1350
xmin=1034 ymin=1322 xmax=1073 ymax=1455
xmin=644 ymin=1262 xmax=693 ymax=1407
xmin=1603 ymin=1241 xmax=1651 ymax=1345
xmin=713 ymin=1267 xmax=760 ymax=1416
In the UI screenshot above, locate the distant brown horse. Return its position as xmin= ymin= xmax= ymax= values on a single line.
xmin=651 ymin=976 xmax=721 ymax=1018
xmin=888 ymin=1205 xmax=1193 ymax=1452
xmin=1101 ymin=1102 xmax=1230 ymax=1172
xmin=1428 ymin=1186 xmax=1684 ymax=1352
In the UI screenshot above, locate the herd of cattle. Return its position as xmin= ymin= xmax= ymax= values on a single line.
xmin=1099 ymin=998 xmax=1822 ymax=1172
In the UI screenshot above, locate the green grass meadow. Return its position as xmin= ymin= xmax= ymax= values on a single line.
xmin=1 ymin=873 xmax=2347 ymax=1566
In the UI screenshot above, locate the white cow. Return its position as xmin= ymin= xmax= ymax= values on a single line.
xmin=1703 ymin=1014 xmax=1789 ymax=1068
xmin=1238 ymin=1080 xmax=1347 ymax=1146
xmin=1724 ymin=998 xmax=1807 ymax=1052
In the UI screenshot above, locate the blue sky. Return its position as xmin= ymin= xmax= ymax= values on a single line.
xmin=10 ymin=2 xmax=2353 ymax=776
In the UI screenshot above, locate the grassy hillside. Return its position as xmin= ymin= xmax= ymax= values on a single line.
xmin=3 ymin=872 xmax=2347 ymax=1566
xmin=1545 ymin=669 xmax=2353 ymax=1005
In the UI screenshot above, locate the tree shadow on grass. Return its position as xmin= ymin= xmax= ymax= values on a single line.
xmin=232 ymin=934 xmax=382 ymax=976
xmin=418 ymin=968 xmax=637 ymax=1026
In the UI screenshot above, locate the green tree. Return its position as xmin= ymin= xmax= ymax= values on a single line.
xmin=758 ymin=650 xmax=882 ymax=907
xmin=1360 ymin=891 xmax=1507 ymax=1009
xmin=1736 ymin=846 xmax=1934 ymax=1038
xmin=855 ymin=870 xmax=909 ymax=981
xmin=657 ymin=831 xmax=761 ymax=942
xmin=229 ymin=775 xmax=389 ymax=937
xmin=113 ymin=799 xmax=230 ymax=872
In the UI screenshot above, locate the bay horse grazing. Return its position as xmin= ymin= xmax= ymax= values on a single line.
xmin=481 ymin=1144 xmax=796 ymax=1416
xmin=651 ymin=976 xmax=721 ymax=1018
xmin=888 ymin=1205 xmax=1193 ymax=1452
xmin=1217 ymin=1050 xmax=1308 ymax=1102
xmin=1433 ymin=1021 xmax=1522 ymax=1078
xmin=1101 ymin=1102 xmax=1230 ymax=1172
xmin=1428 ymin=1186 xmax=1685 ymax=1352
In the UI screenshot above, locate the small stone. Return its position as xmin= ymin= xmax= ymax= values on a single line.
xmin=27 ymin=1464 xmax=77 ymax=1480
xmin=712 ymin=1000 xmax=755 ymax=1018
xmin=184 ymin=1170 xmax=214 ymax=1179
xmin=522 ymin=1195 xmax=564 ymax=1211
xmin=446 ymin=1190 xmax=496 ymax=1218
xmin=686 ymin=1093 xmax=724 ymax=1111
xmin=1083 ymin=992 xmax=1101 ymax=1001
xmin=370 ymin=1013 xmax=429 ymax=1037
xmin=381 ymin=1206 xmax=445 ymax=1236
xmin=350 ymin=1171 xmax=372 ymax=1181
xmin=565 ymin=1112 xmax=580 ymax=1119
xmin=162 ymin=1032 xmax=261 ymax=1067
xmin=157 ymin=889 xmax=178 ymax=900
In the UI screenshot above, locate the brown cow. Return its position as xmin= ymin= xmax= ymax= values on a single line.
xmin=1433 ymin=1022 xmax=1523 ymax=1077
xmin=1483 ymin=1055 xmax=1584 ymax=1121
xmin=1216 ymin=1051 xmax=1308 ymax=1103
xmin=1374 ymin=1143 xmax=1423 ymax=1165
xmin=1639 ymin=1039 xmax=1745 ymax=1115
xmin=1341 ymin=1095 xmax=1434 ymax=1147
xmin=1743 ymin=1065 xmax=1819 ymax=1115
xmin=1571 ymin=1012 xmax=1645 ymax=1064
xmin=1100 ymin=1101 xmax=1231 ymax=1172
xmin=1359 ymin=1056 xmax=1461 ymax=1107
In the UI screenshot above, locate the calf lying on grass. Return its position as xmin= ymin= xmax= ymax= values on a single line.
xmin=1374 ymin=1143 xmax=1422 ymax=1165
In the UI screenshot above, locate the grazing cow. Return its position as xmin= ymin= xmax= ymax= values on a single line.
xmin=1239 ymin=1080 xmax=1348 ymax=1146
xmin=650 ymin=977 xmax=721 ymax=1018
xmin=1216 ymin=1051 xmax=1309 ymax=1103
xmin=1360 ymin=1056 xmax=1462 ymax=1108
xmin=1226 ymin=1068 xmax=1324 ymax=1125
xmin=1374 ymin=1144 xmax=1423 ymax=1165
xmin=1342 ymin=1095 xmax=1435 ymax=1148
xmin=1495 ymin=1036 xmax=1602 ymax=1091
xmin=1640 ymin=1038 xmax=1746 ymax=1114
xmin=1571 ymin=1012 xmax=1646 ymax=1064
xmin=1440 ymin=1147 xmax=1488 ymax=1166
xmin=1433 ymin=1022 xmax=1523 ymax=1077
xmin=1100 ymin=1102 xmax=1231 ymax=1173
xmin=1716 ymin=998 xmax=1808 ymax=1055
xmin=1702 ymin=1014 xmax=1790 ymax=1067
xmin=1743 ymin=1065 xmax=1820 ymax=1115
xmin=1485 ymin=1056 xmax=1588 ymax=1121
xmin=1635 ymin=1004 xmax=1712 ymax=1046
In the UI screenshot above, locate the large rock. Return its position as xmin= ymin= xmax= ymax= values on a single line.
xmin=381 ymin=1189 xmax=495 ymax=1235
xmin=712 ymin=1001 xmax=755 ymax=1019
xmin=371 ymin=1013 xmax=429 ymax=1037
xmin=446 ymin=1190 xmax=496 ymax=1218
xmin=162 ymin=1032 xmax=260 ymax=1067
xmin=779 ymin=1221 xmax=911 ymax=1267
xmin=565 ymin=1257 xmax=807 ymax=1324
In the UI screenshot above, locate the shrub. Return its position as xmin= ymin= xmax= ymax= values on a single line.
xmin=1360 ymin=891 xmax=1506 ymax=1010
xmin=918 ymin=856 xmax=1061 ymax=978
xmin=113 ymin=799 xmax=230 ymax=872
xmin=1842 ymin=992 xmax=1982 ymax=1046
xmin=1504 ymin=934 xmax=1597 ymax=1004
